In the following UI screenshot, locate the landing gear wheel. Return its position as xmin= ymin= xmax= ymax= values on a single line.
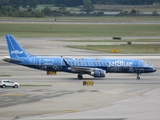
xmin=77 ymin=74 xmax=83 ymax=80
xmin=137 ymin=73 xmax=140 ymax=80
xmin=137 ymin=76 xmax=140 ymax=80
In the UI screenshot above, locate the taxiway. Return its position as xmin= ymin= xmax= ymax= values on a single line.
xmin=0 ymin=36 xmax=160 ymax=120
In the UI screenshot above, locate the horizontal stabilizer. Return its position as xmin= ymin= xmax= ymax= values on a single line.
xmin=3 ymin=56 xmax=23 ymax=62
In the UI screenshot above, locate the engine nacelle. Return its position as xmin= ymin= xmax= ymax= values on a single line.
xmin=90 ymin=70 xmax=105 ymax=77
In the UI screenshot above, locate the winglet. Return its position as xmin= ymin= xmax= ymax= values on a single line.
xmin=3 ymin=56 xmax=23 ymax=62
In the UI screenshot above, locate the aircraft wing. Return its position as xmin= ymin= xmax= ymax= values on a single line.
xmin=62 ymin=57 xmax=103 ymax=73
xmin=3 ymin=56 xmax=23 ymax=62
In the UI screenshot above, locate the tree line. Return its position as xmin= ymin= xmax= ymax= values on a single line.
xmin=0 ymin=0 xmax=95 ymax=17
xmin=0 ymin=0 xmax=160 ymax=8
xmin=0 ymin=0 xmax=159 ymax=17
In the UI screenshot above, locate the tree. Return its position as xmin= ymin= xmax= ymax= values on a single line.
xmin=43 ymin=7 xmax=52 ymax=15
xmin=55 ymin=4 xmax=66 ymax=12
xmin=83 ymin=0 xmax=95 ymax=13
xmin=0 ymin=0 xmax=9 ymax=8
xmin=27 ymin=0 xmax=38 ymax=8
xmin=130 ymin=9 xmax=140 ymax=15
xmin=152 ymin=11 xmax=159 ymax=16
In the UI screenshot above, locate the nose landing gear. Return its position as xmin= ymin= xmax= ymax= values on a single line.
xmin=137 ymin=73 xmax=140 ymax=80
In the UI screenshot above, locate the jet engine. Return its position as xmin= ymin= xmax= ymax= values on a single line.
xmin=90 ymin=70 xmax=105 ymax=77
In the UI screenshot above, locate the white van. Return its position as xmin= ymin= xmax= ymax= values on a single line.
xmin=0 ymin=80 xmax=19 ymax=88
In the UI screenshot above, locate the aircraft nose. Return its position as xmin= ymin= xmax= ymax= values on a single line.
xmin=153 ymin=68 xmax=156 ymax=72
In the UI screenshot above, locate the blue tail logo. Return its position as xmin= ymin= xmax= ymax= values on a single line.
xmin=6 ymin=34 xmax=31 ymax=58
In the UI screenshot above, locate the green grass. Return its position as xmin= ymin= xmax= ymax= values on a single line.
xmin=0 ymin=75 xmax=11 ymax=77
xmin=0 ymin=16 xmax=160 ymax=22
xmin=35 ymin=4 xmax=160 ymax=12
xmin=37 ymin=4 xmax=56 ymax=7
xmin=68 ymin=44 xmax=160 ymax=54
xmin=36 ymin=4 xmax=58 ymax=11
xmin=61 ymin=39 xmax=160 ymax=42
xmin=0 ymin=23 xmax=160 ymax=37
xmin=123 ymin=8 xmax=160 ymax=12
xmin=94 ymin=5 xmax=160 ymax=12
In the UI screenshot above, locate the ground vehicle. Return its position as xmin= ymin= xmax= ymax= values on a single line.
xmin=0 ymin=80 xmax=19 ymax=88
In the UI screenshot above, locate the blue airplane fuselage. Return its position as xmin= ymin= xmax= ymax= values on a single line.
xmin=9 ymin=56 xmax=155 ymax=74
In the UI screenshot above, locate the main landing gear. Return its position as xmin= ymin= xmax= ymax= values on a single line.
xmin=77 ymin=74 xmax=83 ymax=80
xmin=137 ymin=73 xmax=140 ymax=80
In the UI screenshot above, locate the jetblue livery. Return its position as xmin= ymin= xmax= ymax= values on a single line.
xmin=3 ymin=34 xmax=156 ymax=80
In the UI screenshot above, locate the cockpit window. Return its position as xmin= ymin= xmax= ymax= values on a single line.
xmin=142 ymin=60 xmax=152 ymax=67
xmin=143 ymin=61 xmax=147 ymax=67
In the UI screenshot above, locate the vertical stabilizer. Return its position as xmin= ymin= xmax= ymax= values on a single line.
xmin=6 ymin=34 xmax=31 ymax=58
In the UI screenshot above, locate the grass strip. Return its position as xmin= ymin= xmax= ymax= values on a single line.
xmin=1 ymin=16 xmax=160 ymax=22
xmin=61 ymin=39 xmax=160 ymax=42
xmin=0 ymin=75 xmax=11 ymax=77
xmin=68 ymin=44 xmax=160 ymax=54
xmin=0 ymin=24 xmax=160 ymax=37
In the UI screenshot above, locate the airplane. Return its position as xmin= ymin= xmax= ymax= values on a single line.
xmin=3 ymin=34 xmax=156 ymax=80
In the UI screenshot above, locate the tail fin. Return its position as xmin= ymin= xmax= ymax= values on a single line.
xmin=6 ymin=34 xmax=32 ymax=58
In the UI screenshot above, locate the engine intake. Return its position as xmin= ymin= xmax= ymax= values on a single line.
xmin=91 ymin=70 xmax=105 ymax=77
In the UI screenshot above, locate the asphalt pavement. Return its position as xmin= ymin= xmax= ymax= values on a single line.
xmin=0 ymin=36 xmax=160 ymax=120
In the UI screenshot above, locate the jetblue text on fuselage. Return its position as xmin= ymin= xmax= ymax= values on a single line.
xmin=11 ymin=50 xmax=23 ymax=54
xmin=109 ymin=60 xmax=132 ymax=67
